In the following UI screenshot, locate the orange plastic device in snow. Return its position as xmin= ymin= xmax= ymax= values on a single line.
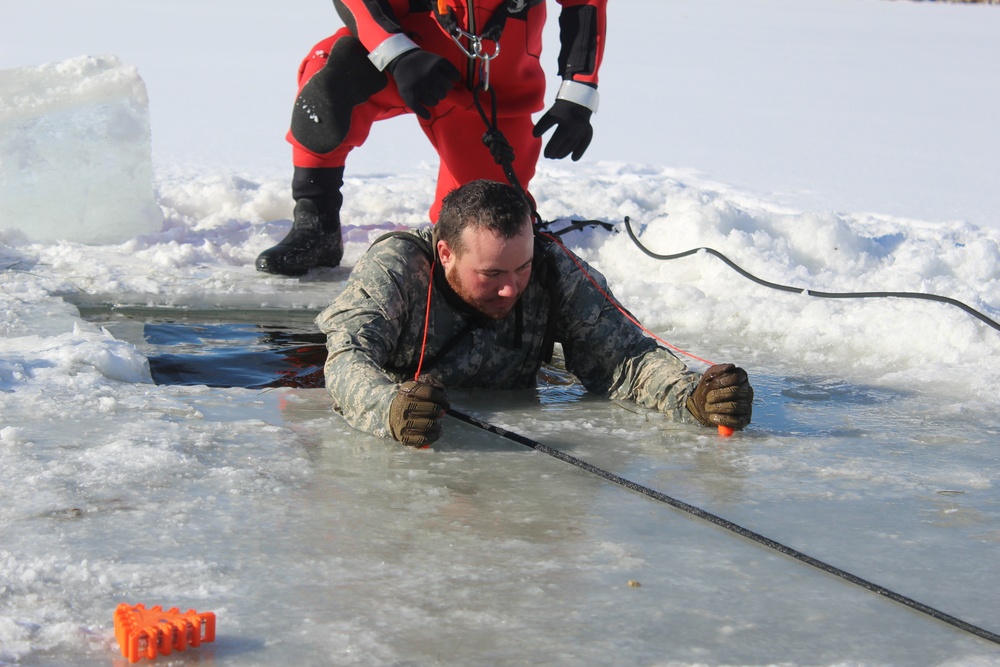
xmin=114 ymin=603 xmax=216 ymax=663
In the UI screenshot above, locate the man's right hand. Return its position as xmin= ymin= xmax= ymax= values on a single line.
xmin=388 ymin=380 xmax=450 ymax=447
xmin=386 ymin=49 xmax=460 ymax=120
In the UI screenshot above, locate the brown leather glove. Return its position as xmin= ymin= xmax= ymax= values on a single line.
xmin=686 ymin=364 xmax=754 ymax=430
xmin=388 ymin=380 xmax=450 ymax=447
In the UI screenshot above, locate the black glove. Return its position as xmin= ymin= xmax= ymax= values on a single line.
xmin=386 ymin=49 xmax=460 ymax=120
xmin=532 ymin=99 xmax=594 ymax=161
xmin=686 ymin=364 xmax=754 ymax=431
xmin=388 ymin=380 xmax=450 ymax=447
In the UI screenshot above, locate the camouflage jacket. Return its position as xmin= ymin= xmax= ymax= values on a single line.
xmin=316 ymin=228 xmax=702 ymax=437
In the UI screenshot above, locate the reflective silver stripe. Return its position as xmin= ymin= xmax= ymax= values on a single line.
xmin=368 ymin=33 xmax=420 ymax=71
xmin=556 ymin=80 xmax=600 ymax=113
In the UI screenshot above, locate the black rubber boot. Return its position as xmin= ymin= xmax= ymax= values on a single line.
xmin=256 ymin=167 xmax=344 ymax=276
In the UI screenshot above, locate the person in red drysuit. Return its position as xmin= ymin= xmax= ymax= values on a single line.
xmin=256 ymin=0 xmax=607 ymax=276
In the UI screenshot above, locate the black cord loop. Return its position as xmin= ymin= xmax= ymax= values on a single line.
xmin=623 ymin=216 xmax=1000 ymax=334
xmin=473 ymin=83 xmax=523 ymax=193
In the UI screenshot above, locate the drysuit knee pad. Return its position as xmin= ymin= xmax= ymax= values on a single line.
xmin=290 ymin=35 xmax=387 ymax=155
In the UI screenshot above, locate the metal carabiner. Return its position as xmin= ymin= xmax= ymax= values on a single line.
xmin=446 ymin=27 xmax=501 ymax=90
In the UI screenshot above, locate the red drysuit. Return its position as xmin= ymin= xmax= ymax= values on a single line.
xmin=287 ymin=0 xmax=607 ymax=220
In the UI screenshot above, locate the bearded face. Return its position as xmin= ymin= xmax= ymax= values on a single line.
xmin=438 ymin=224 xmax=534 ymax=320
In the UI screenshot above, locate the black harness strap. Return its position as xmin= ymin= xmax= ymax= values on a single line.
xmin=432 ymin=1 xmax=511 ymax=44
xmin=370 ymin=229 xmax=434 ymax=257
xmin=419 ymin=319 xmax=479 ymax=372
xmin=532 ymin=235 xmax=560 ymax=364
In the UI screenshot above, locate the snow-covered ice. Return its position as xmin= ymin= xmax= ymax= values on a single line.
xmin=2 ymin=1 xmax=1000 ymax=665
xmin=0 ymin=56 xmax=161 ymax=243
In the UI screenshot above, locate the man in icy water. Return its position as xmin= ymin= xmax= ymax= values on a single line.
xmin=316 ymin=179 xmax=753 ymax=446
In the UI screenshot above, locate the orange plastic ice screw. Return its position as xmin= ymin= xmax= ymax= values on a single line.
xmin=717 ymin=425 xmax=735 ymax=437
xmin=114 ymin=603 xmax=216 ymax=663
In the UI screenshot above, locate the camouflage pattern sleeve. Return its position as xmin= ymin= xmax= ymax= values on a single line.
xmin=315 ymin=234 xmax=431 ymax=437
xmin=612 ymin=348 xmax=703 ymax=424
xmin=549 ymin=244 xmax=703 ymax=425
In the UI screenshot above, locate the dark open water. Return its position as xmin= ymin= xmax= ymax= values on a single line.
xmin=79 ymin=305 xmax=328 ymax=388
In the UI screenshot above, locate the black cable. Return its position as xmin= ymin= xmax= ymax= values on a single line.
xmin=447 ymin=408 xmax=1000 ymax=647
xmin=622 ymin=216 xmax=1000 ymax=334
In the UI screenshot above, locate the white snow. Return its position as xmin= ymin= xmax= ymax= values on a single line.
xmin=2 ymin=1 xmax=1000 ymax=666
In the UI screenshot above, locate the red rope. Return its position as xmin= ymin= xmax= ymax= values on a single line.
xmin=539 ymin=232 xmax=717 ymax=367
xmin=413 ymin=261 xmax=436 ymax=382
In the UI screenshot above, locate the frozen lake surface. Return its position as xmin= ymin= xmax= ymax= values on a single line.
xmin=4 ymin=0 xmax=1000 ymax=663
xmin=5 ymin=304 xmax=996 ymax=665
xmin=4 ymin=181 xmax=1000 ymax=665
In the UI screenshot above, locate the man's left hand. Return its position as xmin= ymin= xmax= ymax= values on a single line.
xmin=686 ymin=364 xmax=754 ymax=430
xmin=533 ymin=99 xmax=594 ymax=161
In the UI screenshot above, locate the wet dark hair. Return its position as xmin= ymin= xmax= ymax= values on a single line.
xmin=436 ymin=180 xmax=533 ymax=254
